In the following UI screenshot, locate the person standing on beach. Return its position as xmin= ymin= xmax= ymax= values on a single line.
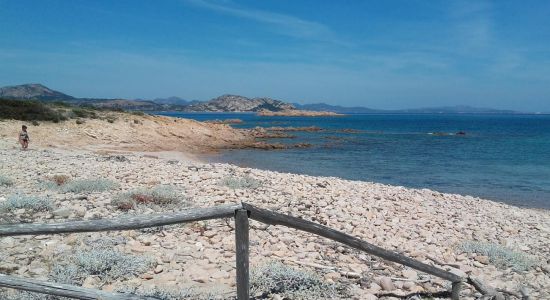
xmin=18 ymin=125 xmax=30 ymax=150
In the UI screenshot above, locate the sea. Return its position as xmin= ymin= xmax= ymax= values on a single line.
xmin=159 ymin=112 xmax=550 ymax=209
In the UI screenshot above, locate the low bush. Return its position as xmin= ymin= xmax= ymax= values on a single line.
xmin=0 ymin=99 xmax=68 ymax=122
xmin=0 ymin=194 xmax=53 ymax=213
xmin=219 ymin=175 xmax=262 ymax=189
xmin=50 ymin=239 xmax=153 ymax=285
xmin=130 ymin=111 xmax=145 ymax=116
xmin=459 ymin=241 xmax=538 ymax=271
xmin=60 ymin=178 xmax=117 ymax=193
xmin=0 ymin=174 xmax=14 ymax=186
xmin=117 ymin=286 xmax=220 ymax=300
xmin=0 ymin=289 xmax=50 ymax=300
xmin=70 ymin=107 xmax=97 ymax=119
xmin=250 ymin=261 xmax=339 ymax=299
xmin=111 ymin=185 xmax=185 ymax=210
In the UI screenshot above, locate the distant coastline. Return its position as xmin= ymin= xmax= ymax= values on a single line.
xmin=1 ymin=83 xmax=540 ymax=115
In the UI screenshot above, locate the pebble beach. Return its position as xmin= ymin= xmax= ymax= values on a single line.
xmin=0 ymin=131 xmax=549 ymax=299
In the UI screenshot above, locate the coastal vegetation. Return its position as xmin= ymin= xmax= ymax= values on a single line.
xmin=0 ymin=99 xmax=68 ymax=122
xmin=57 ymin=178 xmax=118 ymax=193
xmin=0 ymin=193 xmax=53 ymax=213
xmin=0 ymin=174 xmax=14 ymax=186
xmin=459 ymin=241 xmax=538 ymax=271
xmin=111 ymin=185 xmax=186 ymax=210
xmin=0 ymin=98 xmax=126 ymax=123
xmin=219 ymin=175 xmax=262 ymax=189
xmin=50 ymin=237 xmax=154 ymax=285
xmin=250 ymin=261 xmax=343 ymax=299
xmin=117 ymin=286 xmax=219 ymax=300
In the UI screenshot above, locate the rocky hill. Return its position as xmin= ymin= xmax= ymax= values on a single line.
xmin=186 ymin=94 xmax=295 ymax=112
xmin=0 ymin=83 xmax=74 ymax=101
xmin=152 ymin=96 xmax=201 ymax=106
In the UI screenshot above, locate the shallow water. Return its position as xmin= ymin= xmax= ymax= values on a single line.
xmin=159 ymin=112 xmax=550 ymax=209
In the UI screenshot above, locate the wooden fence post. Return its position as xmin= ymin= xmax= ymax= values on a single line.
xmin=451 ymin=281 xmax=462 ymax=300
xmin=235 ymin=209 xmax=250 ymax=300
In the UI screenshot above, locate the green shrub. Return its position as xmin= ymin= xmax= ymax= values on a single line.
xmin=71 ymin=108 xmax=97 ymax=119
xmin=50 ymin=239 xmax=153 ymax=285
xmin=250 ymin=261 xmax=339 ymax=299
xmin=0 ymin=194 xmax=53 ymax=213
xmin=130 ymin=111 xmax=145 ymax=116
xmin=219 ymin=175 xmax=261 ymax=189
xmin=0 ymin=99 xmax=67 ymax=122
xmin=75 ymin=119 xmax=85 ymax=124
xmin=112 ymin=185 xmax=186 ymax=210
xmin=60 ymin=178 xmax=117 ymax=193
xmin=0 ymin=174 xmax=14 ymax=186
xmin=459 ymin=241 xmax=538 ymax=271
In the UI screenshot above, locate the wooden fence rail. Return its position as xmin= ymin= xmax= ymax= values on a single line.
xmin=0 ymin=202 xmax=464 ymax=300
xmin=0 ymin=204 xmax=242 ymax=237
xmin=0 ymin=274 xmax=153 ymax=300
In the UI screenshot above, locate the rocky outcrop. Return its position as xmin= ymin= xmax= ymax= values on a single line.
xmin=0 ymin=83 xmax=74 ymax=101
xmin=186 ymin=94 xmax=295 ymax=112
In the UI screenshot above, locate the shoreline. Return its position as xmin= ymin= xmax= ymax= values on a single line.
xmin=205 ymin=153 xmax=550 ymax=212
xmin=1 ymin=141 xmax=549 ymax=298
xmin=1 ymin=114 xmax=549 ymax=298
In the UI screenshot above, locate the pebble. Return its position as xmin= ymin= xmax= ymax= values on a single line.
xmin=379 ymin=277 xmax=395 ymax=291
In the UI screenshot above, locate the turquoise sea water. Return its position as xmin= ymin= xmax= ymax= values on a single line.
xmin=160 ymin=112 xmax=550 ymax=209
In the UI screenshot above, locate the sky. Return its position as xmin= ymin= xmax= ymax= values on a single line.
xmin=1 ymin=0 xmax=549 ymax=111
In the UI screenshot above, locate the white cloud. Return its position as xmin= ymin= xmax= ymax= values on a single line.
xmin=183 ymin=0 xmax=341 ymax=43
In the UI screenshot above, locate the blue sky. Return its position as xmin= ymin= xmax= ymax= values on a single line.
xmin=1 ymin=0 xmax=549 ymax=111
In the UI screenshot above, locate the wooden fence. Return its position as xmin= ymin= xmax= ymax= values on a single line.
xmin=0 ymin=202 xmax=465 ymax=299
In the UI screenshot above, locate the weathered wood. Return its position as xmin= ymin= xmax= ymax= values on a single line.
xmin=0 ymin=273 xmax=154 ymax=300
xmin=467 ymin=276 xmax=496 ymax=296
xmin=242 ymin=203 xmax=462 ymax=283
xmin=451 ymin=281 xmax=462 ymax=300
xmin=235 ymin=209 xmax=250 ymax=300
xmin=0 ymin=204 xmax=242 ymax=237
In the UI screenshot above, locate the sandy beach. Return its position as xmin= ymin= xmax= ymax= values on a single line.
xmin=0 ymin=115 xmax=549 ymax=299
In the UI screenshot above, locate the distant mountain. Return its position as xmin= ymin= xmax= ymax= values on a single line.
xmin=0 ymin=83 xmax=74 ymax=101
xmin=1 ymin=83 xmax=527 ymax=114
xmin=76 ymin=98 xmax=164 ymax=110
xmin=186 ymin=94 xmax=295 ymax=112
xmin=293 ymin=103 xmax=520 ymax=114
xmin=293 ymin=103 xmax=378 ymax=114
xmin=0 ymin=84 xmax=184 ymax=111
xmin=152 ymin=96 xmax=201 ymax=106
xmin=395 ymin=105 xmax=517 ymax=114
